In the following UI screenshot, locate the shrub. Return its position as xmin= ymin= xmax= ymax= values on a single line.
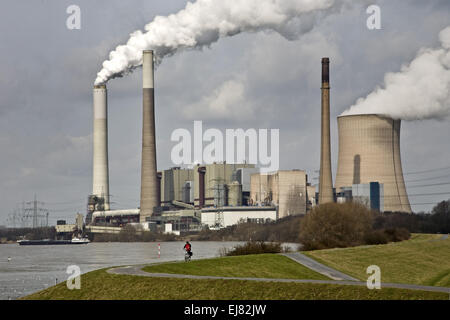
xmin=221 ymin=241 xmax=290 ymax=256
xmin=299 ymin=202 xmax=375 ymax=250
xmin=383 ymin=227 xmax=411 ymax=242
xmin=364 ymin=229 xmax=389 ymax=245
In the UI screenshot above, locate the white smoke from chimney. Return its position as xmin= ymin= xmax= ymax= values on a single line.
xmin=342 ymin=26 xmax=450 ymax=121
xmin=94 ymin=0 xmax=348 ymax=85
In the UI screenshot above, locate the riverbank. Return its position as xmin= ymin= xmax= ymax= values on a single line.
xmin=0 ymin=241 xmax=245 ymax=300
xmin=22 ymin=253 xmax=448 ymax=300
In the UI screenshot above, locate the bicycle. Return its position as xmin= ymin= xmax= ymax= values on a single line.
xmin=184 ymin=250 xmax=192 ymax=262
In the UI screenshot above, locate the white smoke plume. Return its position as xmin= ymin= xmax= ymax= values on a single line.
xmin=94 ymin=0 xmax=349 ymax=85
xmin=342 ymin=26 xmax=450 ymax=121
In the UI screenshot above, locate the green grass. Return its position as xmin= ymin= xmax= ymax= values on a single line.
xmin=305 ymin=233 xmax=450 ymax=287
xmin=143 ymin=254 xmax=328 ymax=280
xmin=22 ymin=268 xmax=447 ymax=300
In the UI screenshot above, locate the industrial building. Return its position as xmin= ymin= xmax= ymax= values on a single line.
xmin=201 ymin=206 xmax=277 ymax=229
xmin=250 ymin=170 xmax=309 ymax=218
xmin=55 ymin=213 xmax=84 ymax=239
xmin=337 ymin=182 xmax=384 ymax=211
xmin=193 ymin=163 xmax=256 ymax=208
xmin=334 ymin=114 xmax=411 ymax=212
xmin=160 ymin=167 xmax=194 ymax=205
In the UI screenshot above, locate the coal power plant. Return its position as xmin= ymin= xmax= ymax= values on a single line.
xmin=85 ymin=54 xmax=412 ymax=235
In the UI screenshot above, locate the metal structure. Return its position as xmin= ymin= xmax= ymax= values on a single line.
xmin=92 ymin=84 xmax=110 ymax=210
xmin=210 ymin=178 xmax=226 ymax=229
xmin=7 ymin=195 xmax=49 ymax=228
xmin=318 ymin=57 xmax=334 ymax=204
xmin=335 ymin=114 xmax=412 ymax=213
xmin=140 ymin=50 xmax=159 ymax=222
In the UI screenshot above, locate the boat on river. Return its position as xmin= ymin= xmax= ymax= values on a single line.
xmin=17 ymin=237 xmax=90 ymax=245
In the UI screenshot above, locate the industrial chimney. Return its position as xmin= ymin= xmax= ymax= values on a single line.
xmin=335 ymin=114 xmax=411 ymax=213
xmin=318 ymin=57 xmax=334 ymax=204
xmin=92 ymin=84 xmax=110 ymax=210
xmin=140 ymin=50 xmax=159 ymax=222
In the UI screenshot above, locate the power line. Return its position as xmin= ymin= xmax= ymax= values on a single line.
xmin=407 ymin=182 xmax=450 ymax=188
xmin=405 ymin=172 xmax=450 ymax=183
xmin=410 ymin=202 xmax=446 ymax=206
xmin=404 ymin=165 xmax=450 ymax=175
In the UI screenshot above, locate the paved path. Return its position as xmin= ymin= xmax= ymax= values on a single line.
xmin=107 ymin=264 xmax=450 ymax=294
xmin=280 ymin=252 xmax=359 ymax=281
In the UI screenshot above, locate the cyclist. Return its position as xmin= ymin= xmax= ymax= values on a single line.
xmin=184 ymin=241 xmax=192 ymax=258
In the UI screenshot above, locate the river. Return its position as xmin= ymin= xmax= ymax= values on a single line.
xmin=0 ymin=241 xmax=299 ymax=300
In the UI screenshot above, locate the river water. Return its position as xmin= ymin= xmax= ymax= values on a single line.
xmin=0 ymin=241 xmax=299 ymax=300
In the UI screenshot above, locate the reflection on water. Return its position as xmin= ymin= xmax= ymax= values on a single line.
xmin=0 ymin=241 xmax=298 ymax=300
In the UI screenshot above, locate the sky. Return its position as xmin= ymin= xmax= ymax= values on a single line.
xmin=1 ymin=0 xmax=450 ymax=226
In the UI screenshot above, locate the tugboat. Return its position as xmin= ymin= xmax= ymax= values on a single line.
xmin=17 ymin=237 xmax=90 ymax=246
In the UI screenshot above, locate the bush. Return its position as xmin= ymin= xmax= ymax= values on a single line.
xmin=364 ymin=229 xmax=389 ymax=245
xmin=383 ymin=228 xmax=411 ymax=242
xmin=221 ymin=241 xmax=291 ymax=256
xmin=364 ymin=227 xmax=411 ymax=245
xmin=299 ymin=202 xmax=375 ymax=250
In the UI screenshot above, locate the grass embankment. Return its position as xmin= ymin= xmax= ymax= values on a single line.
xmin=143 ymin=254 xmax=327 ymax=280
xmin=305 ymin=233 xmax=450 ymax=287
xmin=23 ymin=253 xmax=447 ymax=300
xmin=23 ymin=268 xmax=446 ymax=300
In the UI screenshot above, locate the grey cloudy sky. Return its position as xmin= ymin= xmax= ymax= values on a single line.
xmin=1 ymin=0 xmax=449 ymax=226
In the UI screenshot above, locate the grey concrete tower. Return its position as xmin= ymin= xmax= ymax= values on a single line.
xmin=335 ymin=114 xmax=412 ymax=213
xmin=92 ymin=84 xmax=110 ymax=210
xmin=319 ymin=57 xmax=334 ymax=204
xmin=140 ymin=50 xmax=158 ymax=222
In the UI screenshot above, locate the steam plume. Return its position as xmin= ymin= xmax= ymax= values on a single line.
xmin=94 ymin=0 xmax=347 ymax=85
xmin=342 ymin=26 xmax=450 ymax=121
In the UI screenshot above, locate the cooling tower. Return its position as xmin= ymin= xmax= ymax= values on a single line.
xmin=140 ymin=50 xmax=159 ymax=222
xmin=335 ymin=114 xmax=411 ymax=213
xmin=92 ymin=84 xmax=110 ymax=210
xmin=319 ymin=57 xmax=334 ymax=204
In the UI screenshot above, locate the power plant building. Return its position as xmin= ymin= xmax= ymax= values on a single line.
xmin=250 ymin=170 xmax=308 ymax=218
xmin=201 ymin=206 xmax=277 ymax=229
xmin=160 ymin=167 xmax=194 ymax=205
xmin=335 ymin=114 xmax=411 ymax=213
xmin=337 ymin=182 xmax=384 ymax=211
xmin=193 ymin=163 xmax=255 ymax=209
xmin=88 ymin=48 xmax=416 ymax=236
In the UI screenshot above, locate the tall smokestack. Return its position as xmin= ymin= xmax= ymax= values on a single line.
xmin=319 ymin=57 xmax=334 ymax=204
xmin=92 ymin=84 xmax=110 ymax=210
xmin=140 ymin=50 xmax=158 ymax=222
